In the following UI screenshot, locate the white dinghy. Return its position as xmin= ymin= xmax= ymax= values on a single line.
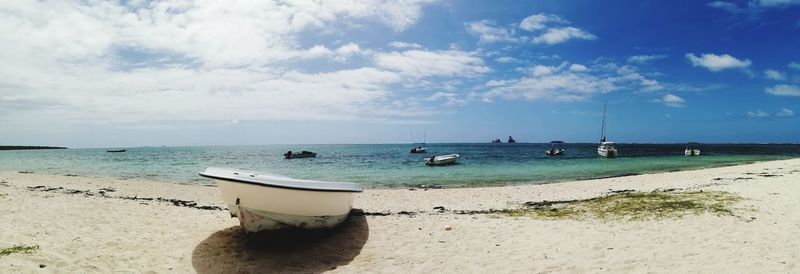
xmin=424 ymin=154 xmax=460 ymax=166
xmin=200 ymin=167 xmax=363 ymax=232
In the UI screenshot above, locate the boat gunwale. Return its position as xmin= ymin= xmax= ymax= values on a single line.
xmin=199 ymin=169 xmax=364 ymax=193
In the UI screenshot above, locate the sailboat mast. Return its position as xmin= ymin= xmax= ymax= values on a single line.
xmin=409 ymin=130 xmax=415 ymax=144
xmin=423 ymin=129 xmax=427 ymax=144
xmin=600 ymin=90 xmax=608 ymax=142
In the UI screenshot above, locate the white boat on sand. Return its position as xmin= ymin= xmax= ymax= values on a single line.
xmin=424 ymin=154 xmax=460 ymax=166
xmin=199 ymin=167 xmax=363 ymax=232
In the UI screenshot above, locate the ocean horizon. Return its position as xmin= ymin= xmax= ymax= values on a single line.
xmin=2 ymin=143 xmax=798 ymax=188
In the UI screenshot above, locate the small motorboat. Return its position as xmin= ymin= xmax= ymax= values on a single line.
xmin=685 ymin=142 xmax=701 ymax=156
xmin=410 ymin=146 xmax=427 ymax=153
xmin=106 ymin=149 xmax=126 ymax=153
xmin=284 ymin=150 xmax=316 ymax=159
xmin=424 ymin=154 xmax=460 ymax=166
xmin=545 ymin=141 xmax=565 ymax=156
xmin=199 ymin=167 xmax=363 ymax=232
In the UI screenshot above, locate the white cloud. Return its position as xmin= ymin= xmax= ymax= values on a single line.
xmin=708 ymin=1 xmax=745 ymax=13
xmin=0 ymin=0 xmax=447 ymax=129
xmin=765 ymin=84 xmax=800 ymax=96
xmin=374 ymin=50 xmax=490 ymax=77
xmin=467 ymin=13 xmax=595 ymax=45
xmin=388 ymin=41 xmax=423 ymax=49
xmin=777 ymin=108 xmax=795 ymax=117
xmin=627 ymin=55 xmax=667 ymax=64
xmin=749 ymin=0 xmax=800 ymax=8
xmin=494 ymin=56 xmax=519 ymax=63
xmin=465 ymin=20 xmax=519 ymax=43
xmin=655 ymin=94 xmax=686 ymax=108
xmin=519 ymin=13 xmax=566 ymax=31
xmin=531 ymin=27 xmax=596 ymax=45
xmin=569 ymin=64 xmax=588 ymax=72
xmin=747 ymin=110 xmax=770 ymax=118
xmin=763 ymin=69 xmax=786 ymax=80
xmin=685 ymin=53 xmax=752 ymax=72
xmin=426 ymin=92 xmax=467 ymax=107
xmin=789 ymin=62 xmax=800 ymax=70
xmin=481 ymin=62 xmax=659 ymax=102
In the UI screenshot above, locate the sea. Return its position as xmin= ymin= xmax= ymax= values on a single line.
xmin=1 ymin=143 xmax=799 ymax=188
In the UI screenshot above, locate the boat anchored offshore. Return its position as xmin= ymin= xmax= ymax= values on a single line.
xmin=199 ymin=167 xmax=363 ymax=232
xmin=106 ymin=149 xmax=126 ymax=153
xmin=597 ymin=90 xmax=618 ymax=158
xmin=424 ymin=154 xmax=460 ymax=166
xmin=545 ymin=141 xmax=565 ymax=156
xmin=685 ymin=142 xmax=701 ymax=156
xmin=409 ymin=130 xmax=428 ymax=154
xmin=507 ymin=136 xmax=516 ymax=143
xmin=284 ymin=150 xmax=316 ymax=159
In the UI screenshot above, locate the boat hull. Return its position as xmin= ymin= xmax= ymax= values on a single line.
xmin=685 ymin=149 xmax=701 ymax=156
xmin=425 ymin=154 xmax=459 ymax=166
xmin=597 ymin=148 xmax=617 ymax=158
xmin=215 ymin=179 xmax=355 ymax=232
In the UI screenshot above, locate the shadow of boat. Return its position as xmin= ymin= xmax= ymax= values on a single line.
xmin=192 ymin=211 xmax=368 ymax=273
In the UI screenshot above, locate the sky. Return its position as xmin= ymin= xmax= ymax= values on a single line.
xmin=0 ymin=0 xmax=799 ymax=147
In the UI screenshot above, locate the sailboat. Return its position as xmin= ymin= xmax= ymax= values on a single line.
xmin=409 ymin=130 xmax=427 ymax=153
xmin=597 ymin=90 xmax=618 ymax=158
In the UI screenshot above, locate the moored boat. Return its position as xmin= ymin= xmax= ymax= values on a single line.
xmin=106 ymin=149 xmax=126 ymax=153
xmin=545 ymin=141 xmax=565 ymax=156
xmin=284 ymin=150 xmax=316 ymax=159
xmin=507 ymin=136 xmax=516 ymax=143
xmin=410 ymin=146 xmax=427 ymax=153
xmin=685 ymin=142 xmax=701 ymax=156
xmin=199 ymin=167 xmax=363 ymax=232
xmin=597 ymin=142 xmax=617 ymax=158
xmin=597 ymin=90 xmax=618 ymax=158
xmin=424 ymin=154 xmax=460 ymax=166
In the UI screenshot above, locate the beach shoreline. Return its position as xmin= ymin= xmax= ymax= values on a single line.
xmin=1 ymin=158 xmax=800 ymax=272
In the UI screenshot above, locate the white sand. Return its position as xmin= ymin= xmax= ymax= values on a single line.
xmin=1 ymin=159 xmax=800 ymax=273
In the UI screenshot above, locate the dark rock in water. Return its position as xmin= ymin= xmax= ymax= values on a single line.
xmin=397 ymin=211 xmax=417 ymax=216
xmin=39 ymin=264 xmax=46 ymax=268
xmin=64 ymin=174 xmax=78 ymax=177
xmin=433 ymin=206 xmax=446 ymax=212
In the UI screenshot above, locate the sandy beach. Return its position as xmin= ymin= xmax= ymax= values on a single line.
xmin=2 ymin=158 xmax=800 ymax=273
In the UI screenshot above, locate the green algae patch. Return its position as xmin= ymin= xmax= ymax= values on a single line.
xmin=505 ymin=191 xmax=744 ymax=221
xmin=0 ymin=245 xmax=40 ymax=257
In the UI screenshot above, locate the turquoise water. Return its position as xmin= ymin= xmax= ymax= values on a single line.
xmin=0 ymin=144 xmax=798 ymax=188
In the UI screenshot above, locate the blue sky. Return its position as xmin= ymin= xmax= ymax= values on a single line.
xmin=0 ymin=0 xmax=798 ymax=147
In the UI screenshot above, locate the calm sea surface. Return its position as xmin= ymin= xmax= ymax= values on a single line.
xmin=1 ymin=143 xmax=798 ymax=188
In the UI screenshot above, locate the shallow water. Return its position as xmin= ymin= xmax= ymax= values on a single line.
xmin=1 ymin=143 xmax=798 ymax=188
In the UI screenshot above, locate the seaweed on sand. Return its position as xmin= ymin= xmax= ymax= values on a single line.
xmin=0 ymin=245 xmax=40 ymax=257
xmin=504 ymin=191 xmax=744 ymax=221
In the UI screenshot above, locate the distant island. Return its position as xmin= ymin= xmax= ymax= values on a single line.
xmin=0 ymin=146 xmax=67 ymax=150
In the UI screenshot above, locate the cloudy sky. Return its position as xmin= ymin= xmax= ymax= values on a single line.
xmin=1 ymin=0 xmax=799 ymax=147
